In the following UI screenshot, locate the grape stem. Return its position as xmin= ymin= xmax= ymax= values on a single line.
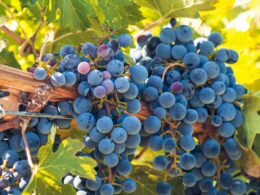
xmin=21 ymin=118 xmax=34 ymax=168
xmin=134 ymin=147 xmax=147 ymax=160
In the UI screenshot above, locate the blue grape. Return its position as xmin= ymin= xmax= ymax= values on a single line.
xmin=177 ymin=122 xmax=193 ymax=135
xmin=143 ymin=87 xmax=159 ymax=102
xmin=130 ymin=65 xmax=148 ymax=84
xmin=211 ymin=115 xmax=223 ymax=127
xmin=41 ymin=53 xmax=56 ymax=66
xmin=101 ymin=79 xmax=114 ymax=94
xmin=218 ymin=122 xmax=235 ymax=137
xmin=227 ymin=49 xmax=238 ymax=64
xmin=159 ymin=28 xmax=176 ymax=43
xmin=93 ymin=86 xmax=106 ymax=99
xmin=211 ymin=81 xmax=226 ymax=95
xmin=232 ymin=84 xmax=246 ymax=99
xmin=107 ymin=60 xmax=124 ymax=77
xmin=159 ymin=92 xmax=175 ymax=108
xmin=62 ymin=54 xmax=80 ymax=69
xmin=199 ymin=87 xmax=215 ymax=104
xmin=220 ymin=173 xmax=233 ymax=189
xmin=147 ymin=76 xmax=163 ymax=91
xmin=184 ymin=109 xmax=198 ymax=124
xmin=166 ymin=70 xmax=181 ymax=84
xmin=148 ymin=136 xmax=163 ymax=151
xmin=202 ymin=61 xmax=220 ymax=79
xmin=98 ymin=138 xmax=115 ymax=155
xmin=201 ymin=161 xmax=217 ymax=177
xmin=50 ymin=72 xmax=66 ymax=87
xmin=156 ymin=43 xmax=171 ymax=60
xmin=153 ymin=106 xmax=167 ymax=119
xmin=153 ymin=155 xmax=169 ymax=170
xmin=63 ymin=71 xmax=77 ymax=87
xmin=81 ymin=42 xmax=97 ymax=59
xmin=116 ymin=159 xmax=132 ymax=176
xmin=77 ymin=81 xmax=90 ymax=96
xmin=73 ymin=97 xmax=92 ymax=114
xmin=76 ymin=113 xmax=96 ymax=132
xmin=87 ymin=70 xmax=103 ymax=86
xmin=9 ymin=134 xmax=22 ymax=152
xmin=175 ymin=94 xmax=188 ymax=106
xmin=56 ymin=119 xmax=71 ymax=128
xmin=89 ymin=127 xmax=105 ymax=142
xmin=122 ymin=116 xmax=141 ymax=135
xmin=196 ymin=107 xmax=208 ymax=123
xmin=222 ymin=87 xmax=237 ymax=102
xmin=231 ymin=110 xmax=244 ymax=128
xmin=83 ymin=136 xmax=97 ymax=149
xmin=114 ymin=77 xmax=130 ymax=93
xmin=183 ymin=52 xmax=200 ymax=68
xmin=231 ymin=180 xmax=247 ymax=195
xmin=111 ymin=127 xmax=127 ymax=144
xmin=96 ymin=116 xmax=113 ymax=134
xmin=125 ymin=134 xmax=141 ymax=148
xmin=33 ymin=68 xmax=47 ymax=80
xmin=215 ymin=49 xmax=229 ymax=62
xmin=179 ymin=135 xmax=196 ymax=151
xmin=208 ymin=32 xmax=222 ymax=47
xmin=36 ymin=118 xmax=53 ymax=134
xmin=60 ymin=45 xmax=75 ymax=57
xmin=100 ymin=184 xmax=115 ymax=195
xmin=179 ymin=153 xmax=196 ymax=170
xmin=118 ymin=34 xmax=132 ymax=47
xmin=126 ymin=99 xmax=141 ymax=114
xmin=122 ymin=178 xmax=136 ymax=193
xmin=162 ymin=138 xmax=176 ymax=153
xmin=2 ymin=150 xmax=18 ymax=167
xmin=114 ymin=143 xmax=126 ymax=154
xmin=169 ymin=103 xmax=187 ymax=121
xmin=193 ymin=152 xmax=207 ymax=168
xmin=176 ymin=25 xmax=192 ymax=43
xmin=224 ymin=138 xmax=241 ymax=156
xmin=156 ymin=182 xmax=172 ymax=195
xmin=217 ymin=103 xmax=236 ymax=121
xmin=199 ymin=178 xmax=213 ymax=192
xmin=20 ymin=132 xmax=40 ymax=152
xmin=199 ymin=41 xmax=215 ymax=55
xmin=86 ymin=176 xmax=102 ymax=191
xmin=182 ymin=173 xmax=196 ymax=187
xmin=189 ymin=68 xmax=208 ymax=86
xmin=123 ymin=83 xmax=138 ymax=100
xmin=171 ymin=45 xmax=187 ymax=60
xmin=104 ymin=153 xmax=119 ymax=167
xmin=144 ymin=115 xmax=161 ymax=134
xmin=58 ymin=101 xmax=72 ymax=115
xmin=191 ymin=168 xmax=204 ymax=181
xmin=202 ymin=139 xmax=221 ymax=158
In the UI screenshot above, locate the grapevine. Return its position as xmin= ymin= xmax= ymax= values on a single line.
xmin=0 ymin=1 xmax=259 ymax=195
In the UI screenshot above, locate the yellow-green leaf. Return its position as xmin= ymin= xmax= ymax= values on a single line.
xmin=124 ymin=165 xmax=184 ymax=195
xmin=23 ymin=138 xmax=97 ymax=195
xmin=237 ymin=94 xmax=260 ymax=149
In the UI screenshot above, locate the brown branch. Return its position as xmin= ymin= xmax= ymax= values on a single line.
xmin=0 ymin=26 xmax=25 ymax=44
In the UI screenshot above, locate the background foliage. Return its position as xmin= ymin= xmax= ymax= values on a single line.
xmin=0 ymin=0 xmax=260 ymax=194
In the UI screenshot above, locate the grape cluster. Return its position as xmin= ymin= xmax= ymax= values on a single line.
xmin=130 ymin=21 xmax=250 ymax=194
xmin=1 ymin=19 xmax=257 ymax=195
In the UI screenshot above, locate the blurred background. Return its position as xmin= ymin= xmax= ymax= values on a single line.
xmin=0 ymin=0 xmax=259 ymax=92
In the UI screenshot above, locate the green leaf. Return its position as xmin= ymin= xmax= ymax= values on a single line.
xmin=124 ymin=165 xmax=185 ymax=195
xmin=95 ymin=0 xmax=143 ymax=30
xmin=0 ymin=49 xmax=21 ymax=69
xmin=236 ymin=94 xmax=260 ymax=149
xmin=240 ymin=149 xmax=260 ymax=178
xmin=134 ymin=0 xmax=217 ymax=29
xmin=253 ymin=134 xmax=260 ymax=158
xmin=23 ymin=137 xmax=97 ymax=195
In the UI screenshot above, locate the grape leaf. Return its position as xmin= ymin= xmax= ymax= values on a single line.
xmin=134 ymin=0 xmax=218 ymax=29
xmin=240 ymin=149 xmax=260 ymax=178
xmin=95 ymin=0 xmax=143 ymax=31
xmin=0 ymin=49 xmax=21 ymax=69
xmin=236 ymin=94 xmax=260 ymax=149
xmin=23 ymin=136 xmax=97 ymax=195
xmin=124 ymin=165 xmax=185 ymax=195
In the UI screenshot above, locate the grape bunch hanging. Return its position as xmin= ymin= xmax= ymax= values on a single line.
xmin=0 ymin=18 xmax=257 ymax=195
